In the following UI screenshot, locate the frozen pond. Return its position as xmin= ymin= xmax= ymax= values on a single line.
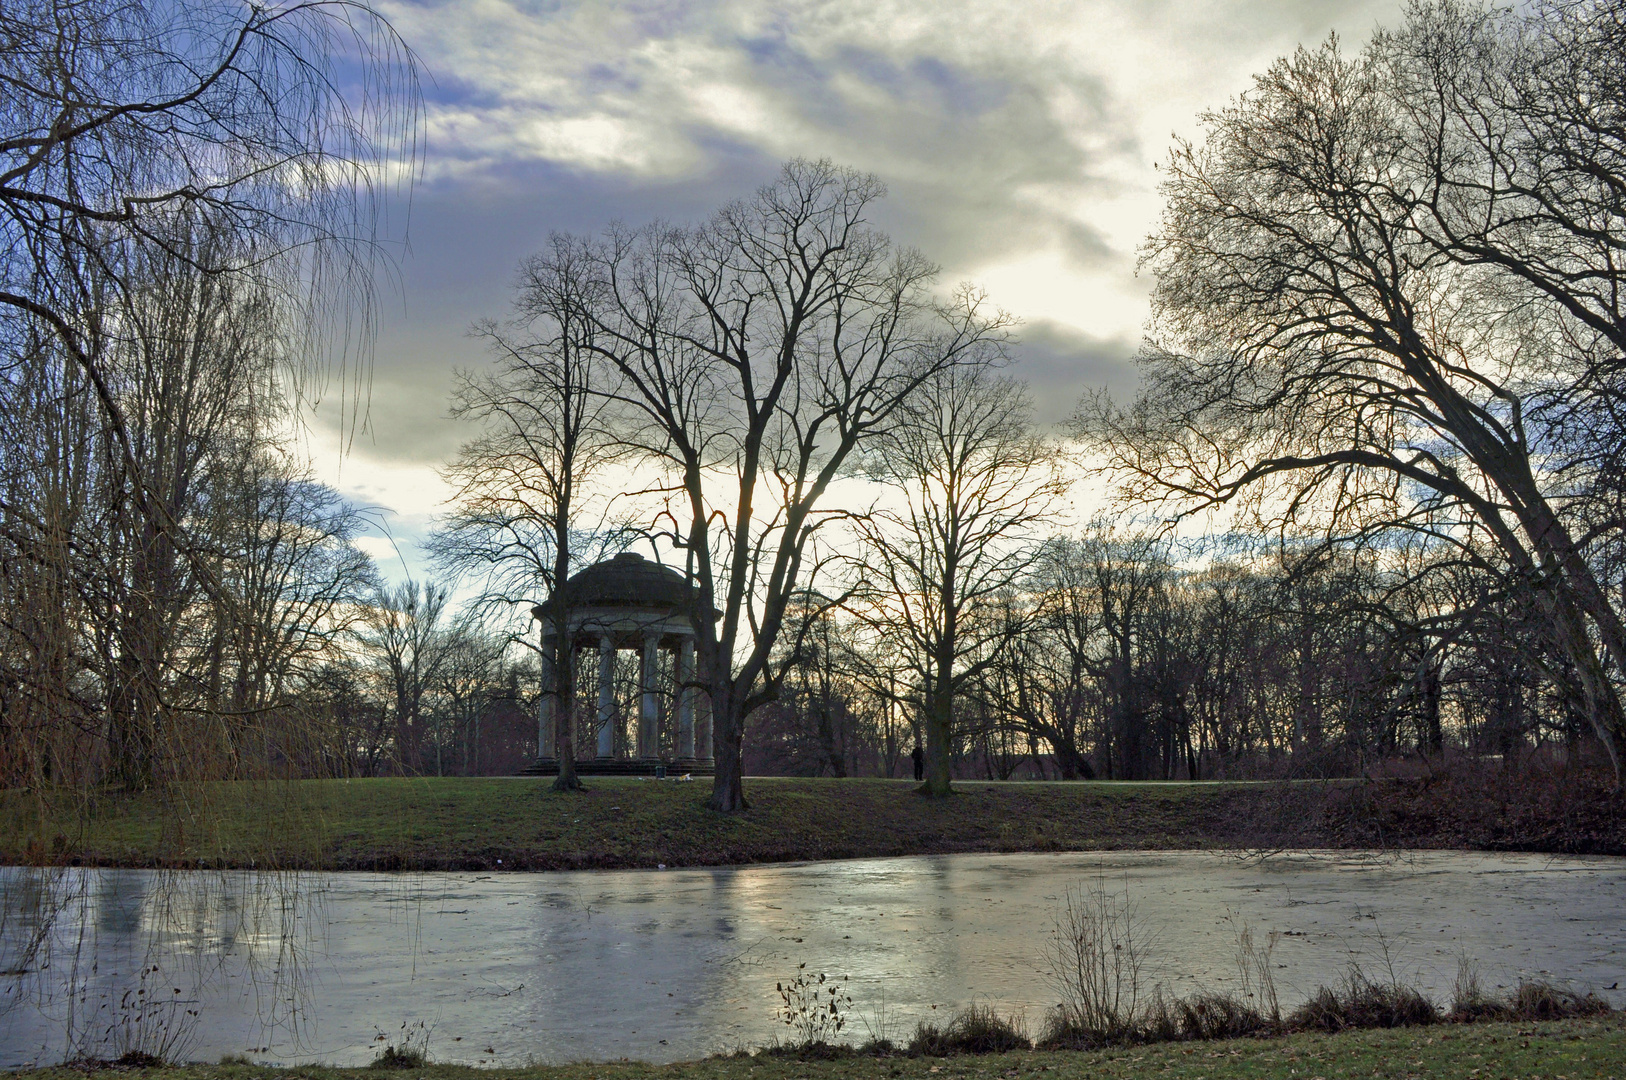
xmin=1 ymin=850 xmax=1623 ymax=1067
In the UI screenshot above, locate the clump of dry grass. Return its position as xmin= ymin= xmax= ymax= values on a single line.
xmin=1507 ymin=981 xmax=1612 ymax=1020
xmin=908 ymin=1004 xmax=1031 ymax=1056
xmin=1449 ymin=961 xmax=1611 ymax=1023
xmin=1170 ymin=992 xmax=1275 ymax=1040
xmin=1288 ymin=976 xmax=1439 ymax=1031
xmin=367 ymin=1045 xmax=426 ymax=1070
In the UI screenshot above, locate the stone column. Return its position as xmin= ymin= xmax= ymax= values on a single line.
xmin=676 ymin=636 xmax=695 ymax=759
xmin=596 ymin=636 xmax=615 ymax=758
xmin=638 ymin=632 xmax=660 ymax=758
xmin=538 ymin=643 xmax=556 ymax=760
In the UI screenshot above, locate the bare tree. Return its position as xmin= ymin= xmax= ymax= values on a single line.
xmin=770 ymin=589 xmax=877 ymax=777
xmin=0 ymin=0 xmax=418 ymax=796
xmin=0 ymin=220 xmax=294 ymax=791
xmin=98 ymin=229 xmax=288 ymax=789
xmin=0 ymin=0 xmax=419 ymax=411
xmin=850 ymin=366 xmax=1061 ymax=795
xmin=1038 ymin=529 xmax=1174 ymax=781
xmin=1080 ymin=6 xmax=1626 ymax=777
xmin=551 ymin=160 xmax=1012 ymax=810
xmin=0 ymin=263 xmax=379 ymax=792
xmin=429 ymin=624 xmax=507 ymax=776
xmin=360 ymin=580 xmax=451 ymax=775
xmin=205 ymin=451 xmax=379 ymax=723
xmin=0 ymin=326 xmax=101 ymax=792
xmin=993 ymin=582 xmax=1097 ymax=780
xmin=433 ymin=237 xmax=623 ymax=791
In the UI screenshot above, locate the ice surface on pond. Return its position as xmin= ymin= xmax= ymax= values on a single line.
xmin=2 ymin=850 xmax=1623 ymax=1067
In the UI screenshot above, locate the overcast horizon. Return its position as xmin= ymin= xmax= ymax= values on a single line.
xmin=315 ymin=0 xmax=1407 ymax=582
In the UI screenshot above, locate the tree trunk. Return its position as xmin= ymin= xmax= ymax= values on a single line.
xmin=1419 ymin=649 xmax=1443 ymax=757
xmin=921 ymin=672 xmax=954 ymax=797
xmin=109 ymin=537 xmax=166 ymax=791
xmin=549 ymin=503 xmax=583 ymax=791
xmin=816 ymin=698 xmax=845 ymax=778
xmin=109 ymin=638 xmax=158 ymax=791
xmin=708 ymin=682 xmax=750 ymax=812
xmin=551 ymin=638 xmax=582 ymax=792
xmin=1540 ymin=590 xmax=1626 ymax=781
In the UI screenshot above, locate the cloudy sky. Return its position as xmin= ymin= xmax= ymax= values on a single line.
xmin=318 ymin=0 xmax=1406 ymax=578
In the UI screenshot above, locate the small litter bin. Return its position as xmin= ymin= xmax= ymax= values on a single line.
xmin=655 ymin=764 xmax=667 ymax=779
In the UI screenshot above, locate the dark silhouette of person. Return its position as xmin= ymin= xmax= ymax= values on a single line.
xmin=910 ymin=744 xmax=924 ymax=781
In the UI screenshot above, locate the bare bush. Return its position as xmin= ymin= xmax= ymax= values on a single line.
xmin=775 ymin=965 xmax=852 ymax=1047
xmin=66 ymin=962 xmax=199 ymax=1067
xmin=1288 ymin=967 xmax=1440 ymax=1032
xmin=1042 ymin=877 xmax=1156 ymax=1045
xmin=909 ymin=1004 xmax=1030 ymax=1056
xmin=1232 ymin=917 xmax=1282 ymax=1022
xmin=1508 ymin=981 xmax=1612 ymax=1021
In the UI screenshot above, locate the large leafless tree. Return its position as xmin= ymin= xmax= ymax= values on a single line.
xmin=538 ymin=160 xmax=1012 ymax=811
xmin=0 ymin=0 xmax=417 ymax=793
xmin=1079 ymin=1 xmax=1626 ymax=777
xmin=0 ymin=0 xmax=419 ymax=381
xmin=851 ymin=366 xmax=1061 ymax=796
xmin=433 ymin=237 xmax=625 ymax=791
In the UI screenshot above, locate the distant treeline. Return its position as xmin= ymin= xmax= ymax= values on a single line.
xmin=744 ymin=532 xmax=1594 ymax=782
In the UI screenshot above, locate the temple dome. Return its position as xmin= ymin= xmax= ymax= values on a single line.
xmin=558 ymin=551 xmax=696 ymax=612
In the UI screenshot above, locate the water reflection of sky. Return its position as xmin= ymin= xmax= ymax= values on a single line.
xmin=2 ymin=851 xmax=1623 ymax=1068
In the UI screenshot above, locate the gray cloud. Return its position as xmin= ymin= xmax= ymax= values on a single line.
xmin=321 ymin=0 xmax=1408 ymax=526
xmin=1009 ymin=319 xmax=1140 ymax=428
xmin=316 ymin=154 xmax=788 ymax=467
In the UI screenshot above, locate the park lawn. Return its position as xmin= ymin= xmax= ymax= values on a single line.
xmin=0 ymin=776 xmax=1303 ymax=871
xmin=13 ymin=1018 xmax=1626 ymax=1079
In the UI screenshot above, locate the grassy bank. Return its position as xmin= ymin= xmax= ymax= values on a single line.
xmin=0 ymin=777 xmax=1279 ymax=870
xmin=17 ymin=1018 xmax=1626 ymax=1080
xmin=2 ymin=771 xmax=1621 ymax=871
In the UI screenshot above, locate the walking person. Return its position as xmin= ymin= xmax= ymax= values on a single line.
xmin=910 ymin=744 xmax=924 ymax=782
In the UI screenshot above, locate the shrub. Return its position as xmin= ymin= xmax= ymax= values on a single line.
xmin=1175 ymin=992 xmax=1274 ymax=1040
xmin=774 ymin=965 xmax=853 ymax=1047
xmin=368 ymin=1045 xmax=426 ymax=1069
xmin=83 ymin=964 xmax=200 ymax=1068
xmin=909 ymin=1004 xmax=1030 ymax=1056
xmin=1288 ymin=974 xmax=1439 ymax=1032
xmin=1043 ymin=878 xmax=1154 ymax=1045
xmin=1508 ymin=981 xmax=1611 ymax=1021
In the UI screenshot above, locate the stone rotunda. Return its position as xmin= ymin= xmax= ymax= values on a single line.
xmin=525 ymin=551 xmax=714 ymax=777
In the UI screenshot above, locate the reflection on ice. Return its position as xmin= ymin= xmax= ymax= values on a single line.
xmin=0 ymin=869 xmax=328 ymax=1065
xmin=1 ymin=851 xmax=1622 ymax=1067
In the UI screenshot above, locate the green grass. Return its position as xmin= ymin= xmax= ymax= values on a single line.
xmin=0 ymin=776 xmax=1317 ymax=871
xmin=17 ymin=1018 xmax=1626 ymax=1080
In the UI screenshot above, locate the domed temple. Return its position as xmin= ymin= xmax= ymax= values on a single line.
xmin=524 ymin=551 xmax=714 ymax=777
